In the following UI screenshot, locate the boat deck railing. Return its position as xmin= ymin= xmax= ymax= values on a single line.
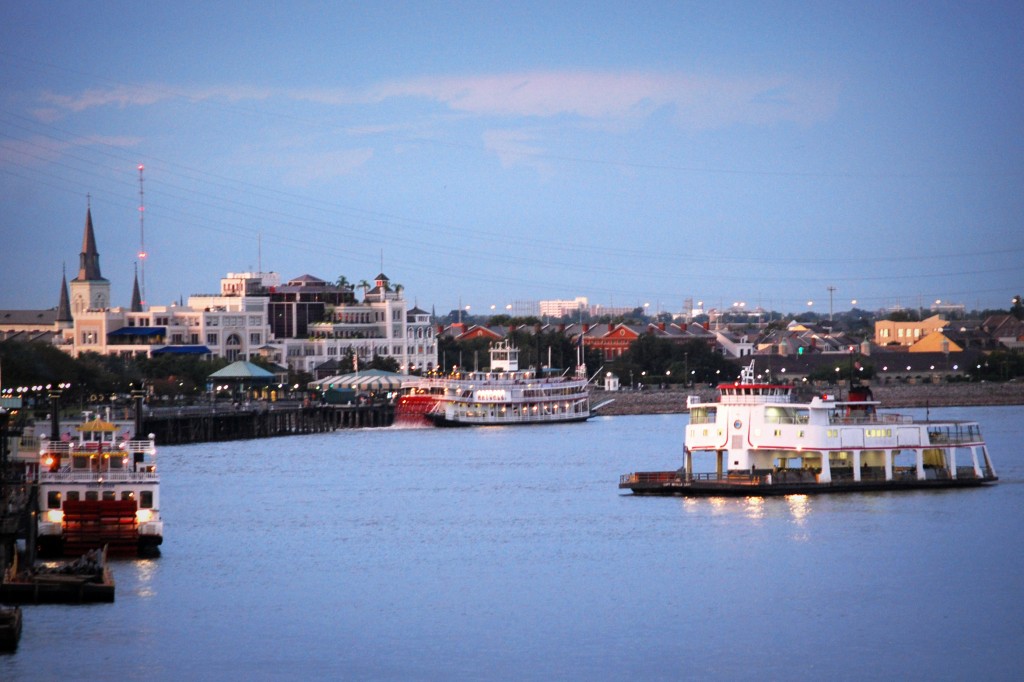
xmin=42 ymin=440 xmax=156 ymax=455
xmin=39 ymin=470 xmax=159 ymax=483
xmin=827 ymin=413 xmax=913 ymax=426
xmin=415 ymin=376 xmax=588 ymax=389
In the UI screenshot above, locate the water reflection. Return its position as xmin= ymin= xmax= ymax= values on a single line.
xmin=677 ymin=493 xmax=810 ymax=526
xmin=133 ymin=558 xmax=159 ymax=598
xmin=785 ymin=494 xmax=810 ymax=523
xmin=785 ymin=494 xmax=811 ymax=541
xmin=743 ymin=496 xmax=765 ymax=519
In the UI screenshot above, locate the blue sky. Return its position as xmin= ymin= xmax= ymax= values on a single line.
xmin=2 ymin=2 xmax=1021 ymax=317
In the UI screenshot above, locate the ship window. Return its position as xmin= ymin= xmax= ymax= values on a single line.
xmin=140 ymin=491 xmax=153 ymax=509
xmin=109 ymin=456 xmax=124 ymax=469
xmin=102 ymin=491 xmax=115 ymax=501
xmin=47 ymin=491 xmax=62 ymax=509
xmin=67 ymin=491 xmax=80 ymax=502
xmin=121 ymin=491 xmax=135 ymax=501
xmin=73 ymin=455 xmax=89 ymax=470
xmin=86 ymin=491 xmax=99 ymax=501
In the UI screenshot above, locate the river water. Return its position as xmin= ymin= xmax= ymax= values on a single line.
xmin=2 ymin=406 xmax=1022 ymax=680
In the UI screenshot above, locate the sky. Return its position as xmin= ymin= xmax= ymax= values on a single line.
xmin=1 ymin=1 xmax=1021 ymax=318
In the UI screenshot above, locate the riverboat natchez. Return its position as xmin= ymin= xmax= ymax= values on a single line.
xmin=396 ymin=340 xmax=608 ymax=427
xmin=36 ymin=414 xmax=162 ymax=556
xmin=620 ymin=361 xmax=997 ymax=496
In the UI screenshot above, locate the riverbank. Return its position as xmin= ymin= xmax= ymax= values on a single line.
xmin=592 ymin=381 xmax=1024 ymax=416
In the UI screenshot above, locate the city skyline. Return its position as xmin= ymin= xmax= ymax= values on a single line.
xmin=1 ymin=3 xmax=1021 ymax=315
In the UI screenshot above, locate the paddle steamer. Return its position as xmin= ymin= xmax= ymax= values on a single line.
xmin=398 ymin=341 xmax=602 ymax=426
xmin=36 ymin=413 xmax=162 ymax=556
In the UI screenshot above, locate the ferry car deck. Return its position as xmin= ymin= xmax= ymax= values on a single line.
xmin=620 ymin=362 xmax=997 ymax=496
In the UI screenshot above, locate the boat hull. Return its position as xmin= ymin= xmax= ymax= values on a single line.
xmin=620 ymin=472 xmax=998 ymax=497
xmin=427 ymin=413 xmax=591 ymax=427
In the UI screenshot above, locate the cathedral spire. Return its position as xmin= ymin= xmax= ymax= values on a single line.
xmin=57 ymin=264 xmax=72 ymax=323
xmin=69 ymin=201 xmax=111 ymax=315
xmin=75 ymin=206 xmax=106 ymax=283
xmin=130 ymin=262 xmax=143 ymax=312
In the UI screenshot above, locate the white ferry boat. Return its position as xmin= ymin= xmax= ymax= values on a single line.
xmin=398 ymin=341 xmax=602 ymax=427
xmin=620 ymin=361 xmax=997 ymax=495
xmin=36 ymin=414 xmax=162 ymax=556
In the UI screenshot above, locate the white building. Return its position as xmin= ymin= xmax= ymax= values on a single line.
xmin=289 ymin=274 xmax=437 ymax=374
xmin=539 ymin=297 xmax=588 ymax=318
xmin=72 ymin=296 xmax=271 ymax=362
xmin=60 ymin=207 xmax=436 ymax=371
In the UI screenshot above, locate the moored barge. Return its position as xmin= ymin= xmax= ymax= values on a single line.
xmin=619 ymin=362 xmax=998 ymax=496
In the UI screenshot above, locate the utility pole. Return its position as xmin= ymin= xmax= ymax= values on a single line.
xmin=827 ymin=286 xmax=836 ymax=323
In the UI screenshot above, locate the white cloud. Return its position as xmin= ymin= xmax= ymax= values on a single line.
xmin=371 ymin=71 xmax=839 ymax=130
xmin=0 ymin=134 xmax=141 ymax=169
xmin=38 ymin=70 xmax=838 ymax=132
xmin=482 ymin=129 xmax=552 ymax=177
xmin=39 ymin=83 xmax=273 ymax=113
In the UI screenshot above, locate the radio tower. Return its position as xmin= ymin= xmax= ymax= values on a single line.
xmin=137 ymin=164 xmax=147 ymax=306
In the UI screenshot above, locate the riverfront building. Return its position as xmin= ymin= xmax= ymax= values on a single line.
xmin=28 ymin=205 xmax=438 ymax=373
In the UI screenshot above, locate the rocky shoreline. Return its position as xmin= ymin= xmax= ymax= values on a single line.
xmin=592 ymin=382 xmax=1024 ymax=416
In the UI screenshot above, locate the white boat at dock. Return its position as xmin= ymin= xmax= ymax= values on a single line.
xmin=35 ymin=412 xmax=162 ymax=556
xmin=620 ymin=361 xmax=998 ymax=495
xmin=397 ymin=340 xmax=603 ymax=427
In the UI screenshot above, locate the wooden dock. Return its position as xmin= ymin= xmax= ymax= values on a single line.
xmin=1 ymin=546 xmax=114 ymax=605
xmin=142 ymin=402 xmax=394 ymax=445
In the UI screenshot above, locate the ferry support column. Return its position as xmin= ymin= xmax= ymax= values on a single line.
xmin=884 ymin=450 xmax=893 ymax=481
xmin=970 ymin=446 xmax=984 ymax=478
xmin=818 ymin=452 xmax=832 ymax=484
xmin=684 ymin=448 xmax=693 ymax=480
xmin=981 ymin=445 xmax=997 ymax=478
xmin=949 ymin=447 xmax=957 ymax=480
xmin=852 ymin=450 xmax=862 ymax=482
xmin=715 ymin=450 xmax=724 ymax=479
xmin=915 ymin=448 xmax=925 ymax=481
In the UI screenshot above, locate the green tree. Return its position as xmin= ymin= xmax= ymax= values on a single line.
xmin=613 ymin=337 xmax=737 ymax=385
xmin=368 ymin=354 xmax=400 ymax=372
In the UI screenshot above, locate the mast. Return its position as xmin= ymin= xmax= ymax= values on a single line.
xmin=137 ymin=165 xmax=147 ymax=307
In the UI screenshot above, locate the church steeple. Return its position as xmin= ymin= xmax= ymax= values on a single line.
xmin=69 ymin=201 xmax=111 ymax=315
xmin=57 ymin=265 xmax=72 ymax=324
xmin=130 ymin=263 xmax=142 ymax=312
xmin=74 ymin=206 xmax=107 ymax=283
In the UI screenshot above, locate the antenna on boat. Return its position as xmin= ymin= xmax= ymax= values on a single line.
xmin=739 ymin=360 xmax=755 ymax=384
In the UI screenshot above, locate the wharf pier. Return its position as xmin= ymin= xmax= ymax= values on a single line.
xmin=140 ymin=401 xmax=394 ymax=445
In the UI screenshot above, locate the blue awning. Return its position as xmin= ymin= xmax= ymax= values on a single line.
xmin=108 ymin=326 xmax=166 ymax=337
xmin=152 ymin=345 xmax=212 ymax=355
